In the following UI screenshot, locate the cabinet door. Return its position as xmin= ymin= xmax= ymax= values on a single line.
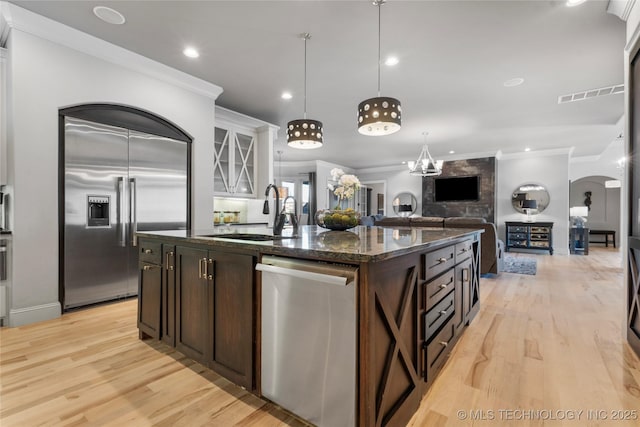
xmin=161 ymin=245 xmax=176 ymax=347
xmin=138 ymin=261 xmax=162 ymax=339
xmin=175 ymin=245 xmax=210 ymax=363
xmin=209 ymin=251 xmax=255 ymax=390
xmin=454 ymin=258 xmax=472 ymax=335
xmin=232 ymin=131 xmax=256 ymax=196
xmin=213 ymin=127 xmax=231 ymax=194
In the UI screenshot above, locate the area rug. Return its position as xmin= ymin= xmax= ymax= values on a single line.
xmin=503 ymin=254 xmax=537 ymax=275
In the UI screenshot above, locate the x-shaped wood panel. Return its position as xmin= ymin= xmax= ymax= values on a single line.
xmin=628 ymin=246 xmax=640 ymax=335
xmin=374 ymin=266 xmax=420 ymax=427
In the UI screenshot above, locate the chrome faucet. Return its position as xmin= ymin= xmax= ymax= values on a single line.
xmin=281 ymin=195 xmax=299 ymax=234
xmin=264 ymin=184 xmax=286 ymax=235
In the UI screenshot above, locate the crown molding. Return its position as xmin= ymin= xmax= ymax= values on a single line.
xmin=215 ymin=105 xmax=279 ymax=132
xmin=607 ymin=0 xmax=636 ymax=21
xmin=0 ymin=2 xmax=223 ymax=100
xmin=498 ymin=147 xmax=573 ymax=160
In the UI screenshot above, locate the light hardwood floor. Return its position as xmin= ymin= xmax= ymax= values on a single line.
xmin=1 ymin=247 xmax=638 ymax=426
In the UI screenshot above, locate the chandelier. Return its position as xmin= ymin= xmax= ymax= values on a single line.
xmin=408 ymin=133 xmax=443 ymax=176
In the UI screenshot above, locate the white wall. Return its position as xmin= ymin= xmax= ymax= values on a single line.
xmin=569 ymin=139 xmax=624 ymax=181
xmin=5 ymin=10 xmax=220 ymax=325
xmin=356 ymin=166 xmax=422 ymax=216
xmin=497 ymin=152 xmax=570 ymax=255
xmin=315 ymin=160 xmax=355 ymax=210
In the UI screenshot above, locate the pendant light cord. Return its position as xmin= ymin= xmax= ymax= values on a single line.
xmin=377 ymin=1 xmax=382 ymax=97
xmin=303 ymin=33 xmax=309 ymax=120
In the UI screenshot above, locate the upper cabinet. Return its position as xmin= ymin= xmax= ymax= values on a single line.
xmin=214 ymin=106 xmax=279 ymax=198
xmin=214 ymin=126 xmax=256 ymax=196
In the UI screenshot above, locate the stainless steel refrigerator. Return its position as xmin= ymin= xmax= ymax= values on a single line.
xmin=63 ymin=116 xmax=188 ymax=309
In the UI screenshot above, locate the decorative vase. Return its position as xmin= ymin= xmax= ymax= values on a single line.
xmin=315 ymin=208 xmax=361 ymax=231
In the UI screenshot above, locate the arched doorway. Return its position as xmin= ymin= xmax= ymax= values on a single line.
xmin=570 ymin=176 xmax=621 ymax=248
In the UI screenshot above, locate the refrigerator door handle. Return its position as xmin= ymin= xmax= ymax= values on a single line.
xmin=116 ymin=177 xmax=126 ymax=247
xmin=129 ymin=177 xmax=138 ymax=247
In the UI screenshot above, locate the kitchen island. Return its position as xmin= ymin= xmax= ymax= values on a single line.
xmin=136 ymin=225 xmax=482 ymax=427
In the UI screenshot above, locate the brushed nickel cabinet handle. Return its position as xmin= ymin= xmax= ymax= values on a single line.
xmin=198 ymin=258 xmax=203 ymax=279
xmin=439 ymin=341 xmax=448 ymax=347
xmin=208 ymin=259 xmax=214 ymax=280
xmin=440 ymin=284 xmax=447 ymax=289
xmin=168 ymin=251 xmax=174 ymax=271
xmin=440 ymin=310 xmax=447 ymax=315
xmin=144 ymin=248 xmax=153 ymax=254
xmin=202 ymin=257 xmax=208 ymax=280
xmin=142 ymin=265 xmax=158 ymax=271
xmin=438 ymin=257 xmax=447 ymax=263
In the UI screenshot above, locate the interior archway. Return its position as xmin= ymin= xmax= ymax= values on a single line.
xmin=569 ymin=175 xmax=621 ymax=248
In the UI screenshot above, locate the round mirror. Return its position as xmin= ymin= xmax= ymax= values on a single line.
xmin=392 ymin=192 xmax=418 ymax=217
xmin=511 ymin=184 xmax=550 ymax=214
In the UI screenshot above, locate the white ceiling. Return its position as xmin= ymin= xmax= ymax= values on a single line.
xmin=10 ymin=0 xmax=626 ymax=169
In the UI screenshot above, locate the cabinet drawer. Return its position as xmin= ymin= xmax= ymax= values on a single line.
xmin=423 ymin=245 xmax=455 ymax=281
xmin=508 ymin=226 xmax=527 ymax=233
xmin=530 ymin=227 xmax=550 ymax=233
xmin=426 ymin=316 xmax=456 ymax=378
xmin=139 ymin=240 xmax=162 ymax=265
xmin=509 ymin=240 xmax=527 ymax=247
xmin=530 ymin=241 xmax=549 ymax=248
xmin=455 ymin=240 xmax=472 ymax=263
xmin=425 ymin=291 xmax=454 ymax=340
xmin=424 ymin=269 xmax=454 ymax=311
xmin=530 ymin=233 xmax=549 ymax=240
xmin=508 ymin=232 xmax=527 ymax=240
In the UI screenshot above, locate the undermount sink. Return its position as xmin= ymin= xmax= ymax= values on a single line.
xmin=201 ymin=233 xmax=296 ymax=241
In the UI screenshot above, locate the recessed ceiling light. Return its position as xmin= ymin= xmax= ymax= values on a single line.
xmin=385 ymin=56 xmax=399 ymax=66
xmin=93 ymin=6 xmax=126 ymax=25
xmin=449 ymin=150 xmax=455 ymax=154
xmin=281 ymin=92 xmax=293 ymax=100
xmin=183 ymin=47 xmax=199 ymax=58
xmin=524 ymin=147 xmax=531 ymax=152
xmin=566 ymin=0 xmax=587 ymax=7
xmin=503 ymin=77 xmax=525 ymax=87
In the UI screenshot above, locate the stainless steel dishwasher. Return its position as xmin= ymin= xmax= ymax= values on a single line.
xmin=256 ymin=255 xmax=358 ymax=427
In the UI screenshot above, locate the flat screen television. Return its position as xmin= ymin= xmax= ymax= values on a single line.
xmin=434 ymin=176 xmax=480 ymax=202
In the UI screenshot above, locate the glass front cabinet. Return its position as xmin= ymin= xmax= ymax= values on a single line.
xmin=214 ymin=125 xmax=257 ymax=197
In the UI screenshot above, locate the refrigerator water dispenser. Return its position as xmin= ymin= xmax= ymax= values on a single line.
xmin=87 ymin=196 xmax=110 ymax=227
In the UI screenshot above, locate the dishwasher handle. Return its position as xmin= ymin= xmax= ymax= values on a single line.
xmin=256 ymin=263 xmax=353 ymax=287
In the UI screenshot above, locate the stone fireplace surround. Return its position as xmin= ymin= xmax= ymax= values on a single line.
xmin=421 ymin=157 xmax=496 ymax=223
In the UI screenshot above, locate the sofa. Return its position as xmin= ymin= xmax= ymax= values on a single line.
xmin=361 ymin=215 xmax=504 ymax=275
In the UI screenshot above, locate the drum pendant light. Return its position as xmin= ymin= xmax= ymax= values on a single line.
xmin=287 ymin=33 xmax=323 ymax=149
xmin=357 ymin=0 xmax=401 ymax=136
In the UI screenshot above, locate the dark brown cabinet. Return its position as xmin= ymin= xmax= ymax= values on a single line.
xmin=161 ymin=245 xmax=176 ymax=346
xmin=175 ymin=245 xmax=210 ymax=362
xmin=141 ymin=242 xmax=256 ymax=390
xmin=137 ymin=242 xmax=162 ymax=339
xmin=209 ymin=251 xmax=254 ymax=389
xmin=421 ymin=237 xmax=479 ymax=390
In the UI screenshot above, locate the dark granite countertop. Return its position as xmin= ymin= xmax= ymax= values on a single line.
xmin=137 ymin=225 xmax=482 ymax=263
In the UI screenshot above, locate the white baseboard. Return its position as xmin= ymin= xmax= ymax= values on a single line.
xmin=9 ymin=302 xmax=61 ymax=327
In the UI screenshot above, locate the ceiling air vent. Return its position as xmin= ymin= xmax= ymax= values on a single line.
xmin=558 ymin=84 xmax=624 ymax=104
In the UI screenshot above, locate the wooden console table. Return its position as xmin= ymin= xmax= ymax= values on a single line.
xmin=589 ymin=229 xmax=616 ymax=248
xmin=505 ymin=221 xmax=554 ymax=255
